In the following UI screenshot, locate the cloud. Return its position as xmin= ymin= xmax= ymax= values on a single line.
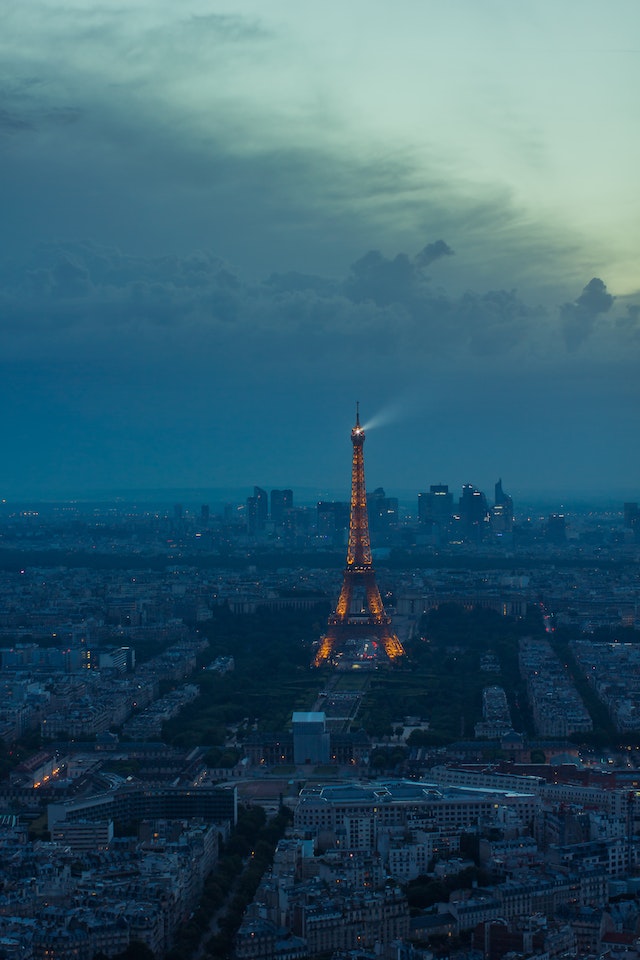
xmin=561 ymin=277 xmax=615 ymax=350
xmin=414 ymin=239 xmax=454 ymax=269
xmin=342 ymin=242 xmax=455 ymax=314
xmin=0 ymin=76 xmax=82 ymax=140
xmin=0 ymin=1 xmax=612 ymax=301
xmin=344 ymin=250 xmax=420 ymax=307
xmin=1 ymin=241 xmax=637 ymax=386
xmin=576 ymin=277 xmax=615 ymax=315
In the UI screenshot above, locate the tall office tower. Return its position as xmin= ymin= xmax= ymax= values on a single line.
xmin=459 ymin=483 xmax=489 ymax=541
xmin=418 ymin=484 xmax=453 ymax=525
xmin=491 ymin=478 xmax=514 ymax=534
xmin=246 ymin=486 xmax=268 ymax=534
xmin=494 ymin=478 xmax=507 ymax=506
xmin=314 ymin=406 xmax=405 ymax=667
xmin=367 ymin=486 xmax=398 ymax=533
xmin=317 ymin=500 xmax=350 ymax=539
xmin=270 ymin=488 xmax=293 ymax=526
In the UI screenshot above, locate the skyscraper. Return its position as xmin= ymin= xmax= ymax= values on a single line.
xmin=367 ymin=487 xmax=398 ymax=534
xmin=458 ymin=483 xmax=489 ymax=542
xmin=270 ymin=488 xmax=293 ymax=526
xmin=491 ymin=478 xmax=514 ymax=535
xmin=418 ymin=484 xmax=453 ymax=527
xmin=246 ymin=486 xmax=268 ymax=534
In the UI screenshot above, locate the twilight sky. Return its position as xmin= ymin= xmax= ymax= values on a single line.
xmin=1 ymin=0 xmax=639 ymax=503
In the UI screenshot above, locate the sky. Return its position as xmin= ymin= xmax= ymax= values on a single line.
xmin=1 ymin=0 xmax=639 ymax=504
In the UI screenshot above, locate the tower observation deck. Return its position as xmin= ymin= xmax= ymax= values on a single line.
xmin=314 ymin=405 xmax=406 ymax=667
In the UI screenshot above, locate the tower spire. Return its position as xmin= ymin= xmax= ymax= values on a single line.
xmin=314 ymin=406 xmax=405 ymax=667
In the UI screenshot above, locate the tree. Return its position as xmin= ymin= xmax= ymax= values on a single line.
xmin=115 ymin=942 xmax=155 ymax=960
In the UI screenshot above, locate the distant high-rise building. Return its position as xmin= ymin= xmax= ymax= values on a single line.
xmin=270 ymin=489 xmax=293 ymax=526
xmin=367 ymin=487 xmax=398 ymax=533
xmin=200 ymin=504 xmax=210 ymax=523
xmin=494 ymin=478 xmax=509 ymax=508
xmin=418 ymin=484 xmax=453 ymax=526
xmin=491 ymin=478 xmax=513 ymax=534
xmin=317 ymin=500 xmax=350 ymax=538
xmin=459 ymin=484 xmax=489 ymax=541
xmin=246 ymin=486 xmax=268 ymax=534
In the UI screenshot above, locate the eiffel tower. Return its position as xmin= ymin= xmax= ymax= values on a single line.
xmin=314 ymin=405 xmax=406 ymax=667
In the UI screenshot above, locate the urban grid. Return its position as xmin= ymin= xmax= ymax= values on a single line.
xmin=0 ymin=412 xmax=638 ymax=960
xmin=4 ymin=3 xmax=639 ymax=958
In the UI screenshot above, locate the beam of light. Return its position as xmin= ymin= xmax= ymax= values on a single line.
xmin=361 ymin=394 xmax=417 ymax=432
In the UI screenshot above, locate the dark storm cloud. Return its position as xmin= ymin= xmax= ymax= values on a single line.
xmin=576 ymin=278 xmax=615 ymax=315
xmin=414 ymin=240 xmax=454 ymax=269
xmin=0 ymin=4 xmax=595 ymax=298
xmin=339 ymin=245 xmax=538 ymax=357
xmin=345 ymin=250 xmax=423 ymax=307
xmin=0 ymin=94 xmax=467 ymax=285
xmin=1 ymin=241 xmax=637 ymax=377
xmin=561 ymin=277 xmax=615 ymax=350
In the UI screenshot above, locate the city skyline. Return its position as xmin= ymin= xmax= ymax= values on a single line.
xmin=1 ymin=2 xmax=639 ymax=499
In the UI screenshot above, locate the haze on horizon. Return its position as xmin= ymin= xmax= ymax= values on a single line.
xmin=1 ymin=1 xmax=638 ymax=502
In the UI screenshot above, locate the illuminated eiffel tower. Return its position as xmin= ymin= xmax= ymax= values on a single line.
xmin=314 ymin=405 xmax=405 ymax=667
